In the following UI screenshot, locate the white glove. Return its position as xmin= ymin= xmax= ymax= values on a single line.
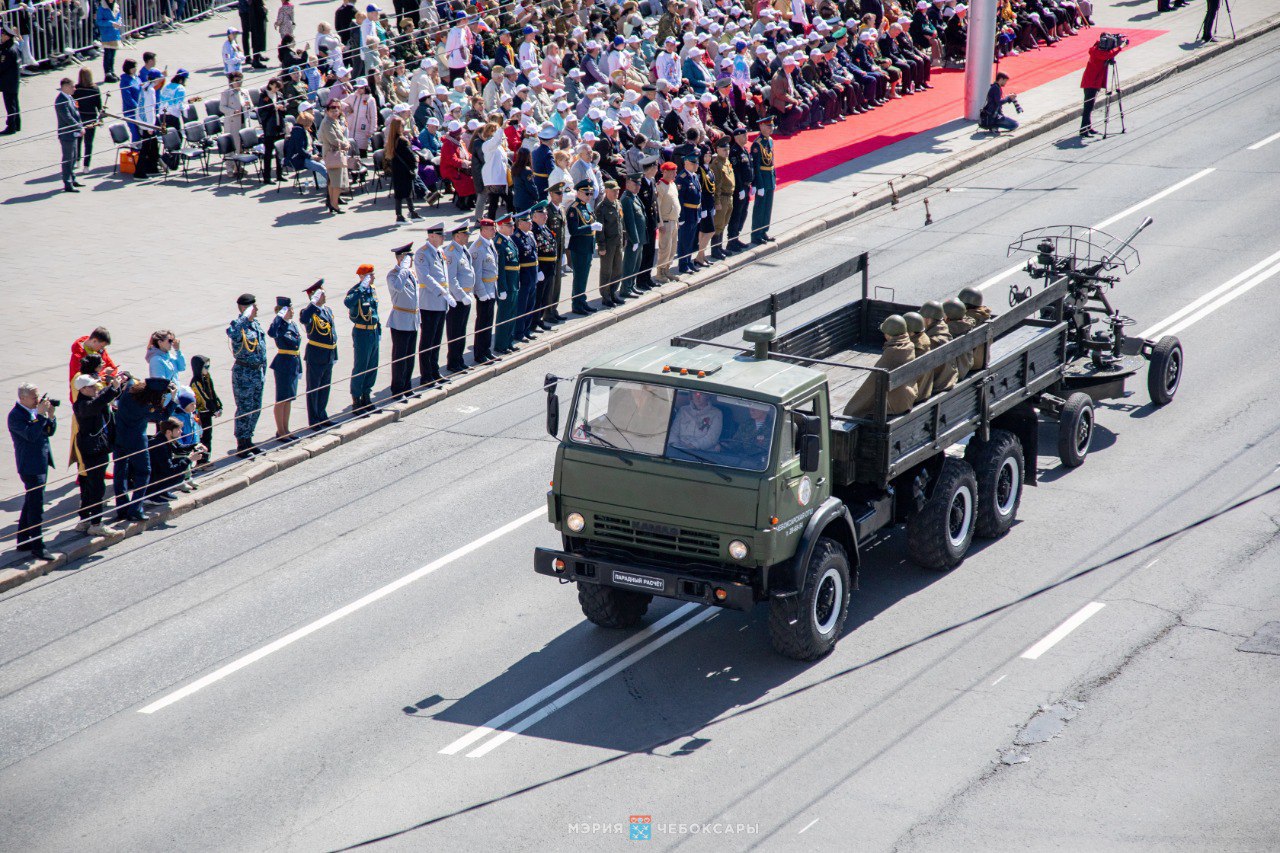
xmin=590 ymin=222 xmax=603 ymax=232
xmin=498 ymin=293 xmax=507 ymax=300
xmin=630 ymin=243 xmax=639 ymax=252
xmin=737 ymin=190 xmax=746 ymax=200
xmin=756 ymin=189 xmax=766 ymax=198
xmin=446 ymin=296 xmax=457 ymax=307
xmin=537 ymin=271 xmax=545 ymax=282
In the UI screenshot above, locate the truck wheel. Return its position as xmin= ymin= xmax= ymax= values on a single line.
xmin=768 ymin=537 xmax=851 ymax=661
xmin=1057 ymin=392 xmax=1094 ymax=469
xmin=906 ymin=458 xmax=978 ymax=571
xmin=577 ymin=582 xmax=651 ymax=629
xmin=965 ymin=429 xmax=1024 ymax=539
xmin=1147 ymin=335 xmax=1183 ymax=406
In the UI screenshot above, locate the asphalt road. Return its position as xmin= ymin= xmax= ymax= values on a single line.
xmin=2 ymin=33 xmax=1279 ymax=852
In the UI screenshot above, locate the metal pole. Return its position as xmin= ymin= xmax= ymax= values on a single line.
xmin=963 ymin=0 xmax=998 ymax=121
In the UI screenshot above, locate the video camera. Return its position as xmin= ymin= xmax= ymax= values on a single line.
xmin=1096 ymin=32 xmax=1129 ymax=52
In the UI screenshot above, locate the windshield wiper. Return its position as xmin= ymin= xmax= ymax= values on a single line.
xmin=582 ymin=426 xmax=633 ymax=465
xmin=669 ymin=446 xmax=731 ymax=481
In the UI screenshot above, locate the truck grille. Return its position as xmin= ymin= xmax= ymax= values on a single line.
xmin=592 ymin=514 xmax=721 ymax=560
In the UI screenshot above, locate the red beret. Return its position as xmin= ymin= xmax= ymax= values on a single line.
xmin=660 ymin=161 xmax=678 ymax=171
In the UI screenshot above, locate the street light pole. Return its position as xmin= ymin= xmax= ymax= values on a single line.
xmin=964 ymin=0 xmax=998 ymax=121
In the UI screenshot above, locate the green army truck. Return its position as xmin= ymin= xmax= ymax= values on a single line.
xmin=534 ymin=253 xmax=1109 ymax=660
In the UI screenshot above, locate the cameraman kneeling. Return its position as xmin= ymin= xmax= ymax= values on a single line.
xmin=981 ymin=73 xmax=1019 ymax=132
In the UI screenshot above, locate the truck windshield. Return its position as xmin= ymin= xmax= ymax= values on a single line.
xmin=569 ymin=377 xmax=776 ymax=472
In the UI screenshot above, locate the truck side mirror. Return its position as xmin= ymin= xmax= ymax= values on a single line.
xmin=545 ymin=374 xmax=560 ymax=437
xmin=799 ymin=433 xmax=820 ymax=473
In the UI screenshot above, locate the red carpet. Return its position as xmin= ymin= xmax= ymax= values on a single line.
xmin=774 ymin=28 xmax=1167 ymax=188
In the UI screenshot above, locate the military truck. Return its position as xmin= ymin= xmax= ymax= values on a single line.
xmin=535 ymin=248 xmax=1178 ymax=660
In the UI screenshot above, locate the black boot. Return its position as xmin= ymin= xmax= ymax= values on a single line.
xmin=235 ymin=438 xmax=253 ymax=458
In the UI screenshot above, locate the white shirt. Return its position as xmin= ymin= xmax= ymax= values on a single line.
xmin=670 ymin=403 xmax=723 ymax=450
xmin=518 ymin=40 xmax=540 ymax=67
xmin=655 ymin=51 xmax=681 ymax=88
xmin=445 ymin=25 xmax=470 ymax=69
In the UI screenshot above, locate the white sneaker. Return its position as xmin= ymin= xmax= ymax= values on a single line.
xmin=87 ymin=523 xmax=109 ymax=536
xmin=75 ymin=520 xmax=91 ymax=533
xmin=178 ymin=481 xmax=196 ymax=493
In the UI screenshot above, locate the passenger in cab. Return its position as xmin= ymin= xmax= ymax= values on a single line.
xmin=670 ymin=390 xmax=724 ymax=451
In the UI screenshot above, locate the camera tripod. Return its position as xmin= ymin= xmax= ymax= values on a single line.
xmin=1101 ymin=60 xmax=1125 ymax=139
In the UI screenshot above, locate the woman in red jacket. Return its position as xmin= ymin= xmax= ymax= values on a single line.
xmin=440 ymin=122 xmax=476 ymax=209
xmin=1080 ymin=40 xmax=1123 ymax=137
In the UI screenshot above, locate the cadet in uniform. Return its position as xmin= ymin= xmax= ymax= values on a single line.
xmin=750 ymin=115 xmax=776 ymax=245
xmin=543 ymin=184 xmax=568 ymax=323
xmin=655 ymin=161 xmax=680 ymax=283
xmin=413 ymin=223 xmax=457 ymax=387
xmin=595 ymin=179 xmax=624 ymax=306
xmin=443 ymin=224 xmax=475 ymax=373
xmin=958 ymin=286 xmax=993 ymax=371
xmin=943 ymin=298 xmax=974 ymax=381
xmin=620 ymin=173 xmax=645 ymax=299
xmin=921 ymin=300 xmax=957 ymax=394
xmin=494 ymin=215 xmax=522 ymax=354
xmin=267 ymin=295 xmax=303 ymax=441
xmin=226 ymin=292 xmax=268 ymax=457
xmin=470 ymin=217 xmax=499 ymax=363
xmin=344 ymin=264 xmax=381 ymax=413
xmin=711 ymin=137 xmax=735 ymax=260
xmin=842 ymin=314 xmax=918 ymax=418
xmin=531 ymin=200 xmax=559 ymax=328
xmin=726 ymin=126 xmax=753 ymax=253
xmin=675 ymin=152 xmax=701 ymax=275
xmin=513 ymin=210 xmax=540 ymax=340
xmin=299 ymin=279 xmax=338 ymax=428
xmin=566 ymin=180 xmax=601 ymax=314
xmin=903 ymin=311 xmax=933 ymax=400
xmin=386 ymin=242 xmax=420 ymax=397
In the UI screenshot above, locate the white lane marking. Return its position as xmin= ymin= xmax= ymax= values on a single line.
xmin=1021 ymin=602 xmax=1106 ymax=660
xmin=1141 ymin=248 xmax=1280 ymax=339
xmin=799 ymin=818 xmax=820 ymax=834
xmin=138 ymin=507 xmax=545 ymax=714
xmin=1155 ymin=259 xmax=1280 ymax=338
xmin=1144 ymin=558 xmax=1160 ymax=569
xmin=439 ymin=603 xmax=700 ymax=756
xmin=1246 ymin=130 xmax=1280 ymax=151
xmin=466 ymin=608 xmax=716 ymax=757
xmin=977 ymin=168 xmax=1216 ymax=291
xmin=991 ymin=674 xmax=1008 ymax=687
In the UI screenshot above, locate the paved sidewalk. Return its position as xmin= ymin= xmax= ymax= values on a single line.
xmin=1 ymin=0 xmax=1274 ymax=552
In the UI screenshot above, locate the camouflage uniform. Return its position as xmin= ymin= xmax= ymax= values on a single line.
xmin=226 ymin=314 xmax=268 ymax=442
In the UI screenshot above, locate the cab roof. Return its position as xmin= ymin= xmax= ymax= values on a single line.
xmin=581 ymin=343 xmax=826 ymax=404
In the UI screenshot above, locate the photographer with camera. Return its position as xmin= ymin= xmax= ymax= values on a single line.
xmin=72 ymin=371 xmax=126 ymax=535
xmin=1080 ymin=33 xmax=1127 ymax=137
xmin=9 ymin=383 xmax=58 ymax=559
xmin=981 ymin=72 xmax=1021 ymax=132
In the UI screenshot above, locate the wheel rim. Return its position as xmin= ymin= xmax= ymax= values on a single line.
xmin=948 ymin=485 xmax=974 ymax=548
xmin=996 ymin=456 xmax=1019 ymax=516
xmin=1075 ymin=409 xmax=1093 ymax=455
xmin=812 ymin=567 xmax=843 ymax=636
xmin=1164 ymin=348 xmax=1182 ymax=395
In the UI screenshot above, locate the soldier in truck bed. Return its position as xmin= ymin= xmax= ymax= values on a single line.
xmin=944 ymin=298 xmax=975 ymax=381
xmin=920 ymin=300 xmax=957 ymax=394
xmin=958 ymin=286 xmax=993 ymax=371
xmin=904 ymin=311 xmax=933 ymax=400
xmin=842 ymin=314 xmax=918 ymax=419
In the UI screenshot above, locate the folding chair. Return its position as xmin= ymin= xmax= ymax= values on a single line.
xmin=108 ymin=122 xmax=140 ymax=175
xmin=204 ymin=115 xmax=223 ymax=136
xmin=369 ymin=148 xmax=386 ymax=201
xmin=166 ymin=125 xmax=208 ymax=179
xmin=184 ymin=103 xmax=199 ymax=124
xmin=204 ymin=99 xmax=223 ymax=118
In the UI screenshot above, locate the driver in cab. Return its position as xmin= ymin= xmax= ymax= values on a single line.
xmin=670 ymin=390 xmax=723 ymax=451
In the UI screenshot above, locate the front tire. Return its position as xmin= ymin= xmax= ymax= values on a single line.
xmin=768 ymin=537 xmax=851 ymax=661
xmin=907 ymin=458 xmax=978 ymax=571
xmin=577 ymin=582 xmax=651 ymax=628
xmin=1057 ymin=392 xmax=1094 ymax=468
xmin=1147 ymin=335 xmax=1183 ymax=405
xmin=965 ymin=429 xmax=1024 ymax=539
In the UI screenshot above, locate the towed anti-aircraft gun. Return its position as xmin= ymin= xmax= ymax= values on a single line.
xmin=1007 ymin=216 xmax=1184 ymax=405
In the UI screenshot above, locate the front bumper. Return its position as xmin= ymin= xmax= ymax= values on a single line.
xmin=533 ymin=547 xmax=756 ymax=612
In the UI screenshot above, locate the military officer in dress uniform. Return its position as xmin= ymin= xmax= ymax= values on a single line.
xmin=566 ymin=180 xmax=602 ymax=315
xmin=676 ymin=152 xmax=702 ymax=275
xmin=595 ymin=180 xmax=625 ymax=306
xmin=469 ymin=217 xmax=499 ymax=363
xmin=442 ymin=225 xmax=475 ymax=373
xmin=386 ymin=243 xmax=420 ymax=397
xmin=531 ymin=201 xmax=558 ymax=329
xmin=513 ymin=210 xmax=540 ymax=340
xmin=711 ymin=137 xmax=735 ymax=260
xmin=267 ymin=295 xmax=303 ymax=441
xmin=726 ymin=125 xmax=753 ymax=253
xmin=543 ymin=183 xmax=568 ymax=322
xmin=344 ymin=264 xmax=381 ymax=413
xmin=299 ymin=279 xmax=338 ymax=428
xmin=226 ymin=292 xmax=268 ymax=457
xmin=531 ymin=125 xmax=556 ymax=198
xmin=750 ymin=115 xmax=777 ymax=246
xmin=493 ymin=215 xmax=523 ymax=354
xmin=636 ymin=157 xmax=659 ymax=290
xmin=414 ymin=224 xmax=456 ymax=387
xmin=620 ymin=173 xmax=645 ymax=300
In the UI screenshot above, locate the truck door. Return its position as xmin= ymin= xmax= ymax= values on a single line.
xmin=774 ymin=393 xmax=828 ymax=533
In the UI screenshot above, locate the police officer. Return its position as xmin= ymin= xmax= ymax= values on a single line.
xmin=620 ymin=173 xmax=645 ymax=299
xmin=531 ymin=201 xmax=558 ymax=329
xmin=413 ymin=223 xmax=456 ymax=387
xmin=543 ymin=183 xmax=568 ymax=322
xmin=470 ymin=217 xmax=499 ymax=362
xmin=226 ymin=292 xmax=267 ymax=457
xmin=513 ymin=210 xmax=540 ymax=340
xmin=566 ymin=180 xmax=602 ymax=314
xmin=344 ymin=264 xmax=381 ymax=413
xmin=750 ymin=115 xmax=776 ymax=245
xmin=596 ymin=180 xmax=625 ymax=306
xmin=299 ymin=279 xmax=338 ymax=428
xmin=493 ymin=215 xmax=522 ymax=354
xmin=443 ymin=224 xmax=475 ymax=373
xmin=386 ymin=242 xmax=420 ymax=397
xmin=267 ymin=295 xmax=303 ymax=441
xmin=725 ymin=125 xmax=753 ymax=253
xmin=676 ymin=152 xmax=701 ymax=275
xmin=636 ymin=158 xmax=659 ymax=290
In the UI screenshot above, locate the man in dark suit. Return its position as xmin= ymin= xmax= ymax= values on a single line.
xmin=0 ymin=27 xmax=20 ymax=135
xmin=54 ymin=78 xmax=83 ymax=192
xmin=9 ymin=383 xmax=57 ymax=559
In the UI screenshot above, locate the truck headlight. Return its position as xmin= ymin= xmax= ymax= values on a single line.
xmin=566 ymin=512 xmax=586 ymax=532
xmin=728 ymin=540 xmax=749 ymax=560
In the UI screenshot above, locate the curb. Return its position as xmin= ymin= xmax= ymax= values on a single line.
xmin=4 ymin=17 xmax=1276 ymax=595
